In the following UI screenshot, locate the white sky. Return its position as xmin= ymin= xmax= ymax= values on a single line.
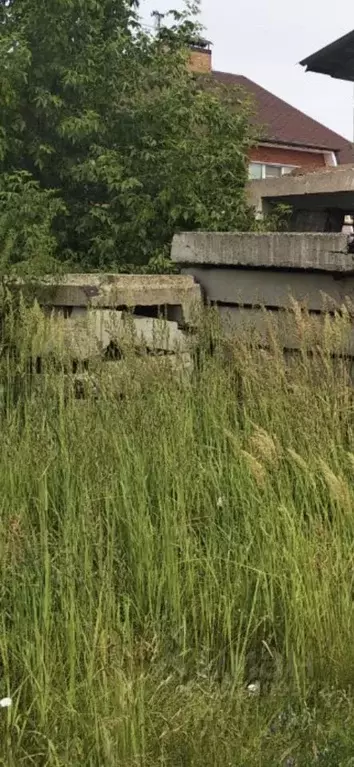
xmin=140 ymin=0 xmax=354 ymax=141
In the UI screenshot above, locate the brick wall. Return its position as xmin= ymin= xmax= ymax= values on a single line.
xmin=250 ymin=145 xmax=326 ymax=168
xmin=188 ymin=48 xmax=212 ymax=74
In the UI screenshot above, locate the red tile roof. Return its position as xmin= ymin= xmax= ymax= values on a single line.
xmin=212 ymin=71 xmax=354 ymax=164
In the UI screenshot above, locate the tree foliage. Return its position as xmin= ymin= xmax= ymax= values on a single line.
xmin=0 ymin=0 xmax=255 ymax=272
xmin=0 ymin=171 xmax=65 ymax=276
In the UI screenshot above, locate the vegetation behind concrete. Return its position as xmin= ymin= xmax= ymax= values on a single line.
xmin=0 ymin=0 xmax=255 ymax=275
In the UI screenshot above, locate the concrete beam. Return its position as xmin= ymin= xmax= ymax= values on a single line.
xmin=17 ymin=274 xmax=202 ymax=325
xmin=247 ymin=163 xmax=354 ymax=214
xmin=183 ymin=267 xmax=354 ymax=311
xmin=218 ymin=306 xmax=354 ymax=354
xmin=172 ymin=232 xmax=354 ymax=273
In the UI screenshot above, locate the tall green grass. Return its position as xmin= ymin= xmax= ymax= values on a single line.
xmin=0 ymin=301 xmax=354 ymax=764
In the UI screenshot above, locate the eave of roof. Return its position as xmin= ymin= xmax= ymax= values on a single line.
xmin=260 ymin=138 xmax=339 ymax=152
xmin=300 ymin=29 xmax=354 ymax=82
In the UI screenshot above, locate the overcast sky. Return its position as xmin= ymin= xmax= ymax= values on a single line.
xmin=140 ymin=0 xmax=354 ymax=141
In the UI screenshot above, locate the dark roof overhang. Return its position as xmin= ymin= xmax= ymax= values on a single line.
xmin=300 ymin=29 xmax=354 ymax=82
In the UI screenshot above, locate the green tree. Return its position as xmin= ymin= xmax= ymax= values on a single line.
xmin=0 ymin=0 xmax=255 ymax=272
xmin=0 ymin=171 xmax=65 ymax=276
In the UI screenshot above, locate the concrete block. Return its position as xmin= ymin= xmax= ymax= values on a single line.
xmin=21 ymin=274 xmax=202 ymax=325
xmin=43 ymin=309 xmax=105 ymax=360
xmin=217 ymin=306 xmax=354 ymax=354
xmin=247 ymin=163 xmax=354 ymax=212
xmin=172 ymin=232 xmax=354 ymax=273
xmin=112 ymin=314 xmax=189 ymax=353
xmin=184 ymin=267 xmax=354 ymax=311
xmin=42 ymin=309 xmax=189 ymax=359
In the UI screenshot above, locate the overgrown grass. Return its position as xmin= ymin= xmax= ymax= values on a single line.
xmin=1 ymin=303 xmax=354 ymax=765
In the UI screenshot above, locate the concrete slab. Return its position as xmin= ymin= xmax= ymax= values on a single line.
xmin=42 ymin=309 xmax=189 ymax=360
xmin=218 ymin=306 xmax=354 ymax=354
xmin=184 ymin=267 xmax=354 ymax=310
xmin=172 ymin=232 xmax=354 ymax=272
xmin=19 ymin=274 xmax=202 ymax=325
xmin=247 ymin=164 xmax=354 ymax=200
xmin=247 ymin=163 xmax=354 ymax=213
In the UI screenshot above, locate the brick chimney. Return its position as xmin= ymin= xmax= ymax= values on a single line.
xmin=188 ymin=38 xmax=212 ymax=74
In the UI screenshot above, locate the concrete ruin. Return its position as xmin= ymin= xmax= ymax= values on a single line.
xmin=171 ymin=231 xmax=354 ymax=355
xmin=15 ymin=274 xmax=202 ymax=375
xmin=23 ymin=273 xmax=200 ymax=325
xmin=247 ymin=163 xmax=354 ymax=232
xmin=9 ymin=231 xmax=354 ymax=378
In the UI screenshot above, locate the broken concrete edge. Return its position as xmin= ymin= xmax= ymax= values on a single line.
xmin=2 ymin=273 xmax=203 ymax=326
xmin=5 ymin=272 xmax=200 ymax=298
xmin=171 ymin=232 xmax=354 ymax=273
xmin=32 ymin=311 xmax=196 ymax=361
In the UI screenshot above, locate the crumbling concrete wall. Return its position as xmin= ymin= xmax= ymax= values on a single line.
xmin=247 ymin=164 xmax=354 ymax=231
xmin=15 ymin=274 xmax=202 ymax=376
xmin=12 ymin=231 xmax=354 ymax=376
xmin=171 ymin=232 xmax=354 ymax=355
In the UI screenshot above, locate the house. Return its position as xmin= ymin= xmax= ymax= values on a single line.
xmin=244 ymin=29 xmax=354 ymax=233
xmin=189 ymin=40 xmax=354 ymax=179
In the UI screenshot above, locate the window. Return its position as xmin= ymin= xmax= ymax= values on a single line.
xmin=249 ymin=162 xmax=297 ymax=180
xmin=264 ymin=164 xmax=282 ymax=179
xmin=249 ymin=162 xmax=263 ymax=180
